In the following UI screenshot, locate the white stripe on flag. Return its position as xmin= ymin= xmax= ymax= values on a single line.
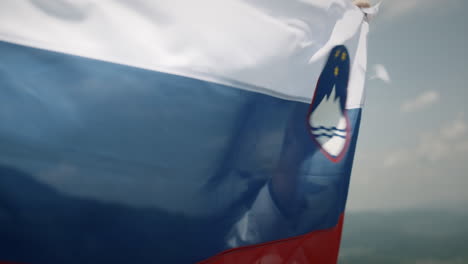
xmin=0 ymin=0 xmax=368 ymax=106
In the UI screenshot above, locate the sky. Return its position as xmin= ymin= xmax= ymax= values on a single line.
xmin=346 ymin=0 xmax=468 ymax=211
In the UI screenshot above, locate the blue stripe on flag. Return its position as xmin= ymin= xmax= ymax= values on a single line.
xmin=0 ymin=40 xmax=361 ymax=263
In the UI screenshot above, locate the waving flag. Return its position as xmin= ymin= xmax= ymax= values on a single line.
xmin=0 ymin=0 xmax=373 ymax=263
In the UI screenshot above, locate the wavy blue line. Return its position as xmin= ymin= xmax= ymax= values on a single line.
xmin=311 ymin=126 xmax=346 ymax=132
xmin=311 ymin=133 xmax=346 ymax=139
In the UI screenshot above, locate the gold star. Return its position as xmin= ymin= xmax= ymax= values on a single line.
xmin=341 ymin=52 xmax=347 ymax=61
xmin=335 ymin=50 xmax=341 ymax=58
xmin=334 ymin=66 xmax=339 ymax=76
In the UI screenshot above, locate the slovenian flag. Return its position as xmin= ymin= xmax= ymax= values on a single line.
xmin=0 ymin=0 xmax=375 ymax=263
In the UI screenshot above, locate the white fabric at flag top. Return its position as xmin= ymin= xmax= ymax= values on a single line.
xmin=0 ymin=0 xmax=369 ymax=107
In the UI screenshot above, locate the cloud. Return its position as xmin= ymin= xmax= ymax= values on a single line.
xmin=441 ymin=117 xmax=467 ymax=139
xmin=347 ymin=109 xmax=468 ymax=211
xmin=384 ymin=115 xmax=468 ymax=167
xmin=400 ymin=90 xmax=439 ymax=113
xmin=369 ymin=64 xmax=390 ymax=83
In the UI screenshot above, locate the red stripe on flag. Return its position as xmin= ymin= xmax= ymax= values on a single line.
xmin=198 ymin=214 xmax=345 ymax=264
